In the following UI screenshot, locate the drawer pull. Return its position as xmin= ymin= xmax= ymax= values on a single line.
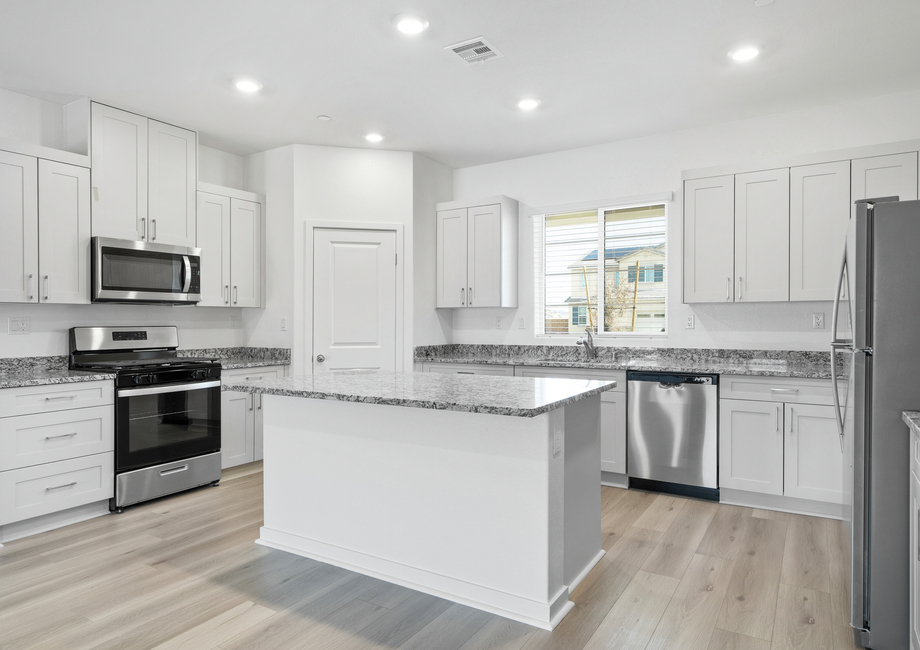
xmin=159 ymin=465 xmax=188 ymax=477
xmin=45 ymin=432 xmax=78 ymax=441
xmin=46 ymin=482 xmax=77 ymax=491
xmin=770 ymin=388 xmax=799 ymax=395
xmin=44 ymin=394 xmax=77 ymax=402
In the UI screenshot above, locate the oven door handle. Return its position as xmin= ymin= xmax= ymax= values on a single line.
xmin=117 ymin=380 xmax=220 ymax=398
xmin=182 ymin=255 xmax=192 ymax=293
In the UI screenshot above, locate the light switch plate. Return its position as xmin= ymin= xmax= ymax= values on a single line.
xmin=553 ymin=426 xmax=562 ymax=457
xmin=8 ymin=317 xmax=29 ymax=334
xmin=280 ymin=317 xmax=288 ymax=331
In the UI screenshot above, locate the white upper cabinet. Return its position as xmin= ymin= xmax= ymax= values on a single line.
xmin=90 ymin=102 xmax=196 ymax=245
xmin=38 ymin=160 xmax=91 ymax=304
xmin=0 ymin=151 xmax=38 ymax=302
xmin=683 ymin=175 xmax=734 ymax=303
xmin=196 ymin=192 xmax=231 ymax=306
xmin=229 ymin=198 xmax=262 ymax=308
xmin=148 ymin=120 xmax=197 ymax=247
xmin=0 ymin=151 xmax=90 ymax=304
xmin=436 ymin=196 xmax=518 ymax=308
xmin=90 ymin=103 xmax=147 ymax=241
xmin=734 ymin=168 xmax=789 ymax=302
xmin=789 ymin=161 xmax=851 ymax=301
xmin=851 ymin=152 xmax=918 ymax=203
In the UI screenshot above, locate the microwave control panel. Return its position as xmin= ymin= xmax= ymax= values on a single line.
xmin=188 ymin=259 xmax=201 ymax=294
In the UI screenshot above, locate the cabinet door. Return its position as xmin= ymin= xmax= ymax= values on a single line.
xmin=196 ymin=192 xmax=231 ymax=307
xmin=784 ymin=403 xmax=843 ymax=503
xmin=38 ymin=160 xmax=90 ymax=304
xmin=90 ymin=103 xmax=147 ymax=241
xmin=229 ymin=198 xmax=262 ymax=307
xmin=719 ymin=399 xmax=784 ymax=495
xmin=600 ymin=391 xmax=626 ymax=474
xmin=467 ymin=204 xmax=502 ymax=307
xmin=852 ymin=152 xmax=918 ymax=203
xmin=436 ymin=208 xmax=468 ymax=307
xmin=220 ymin=390 xmax=254 ymax=469
xmin=0 ymin=150 xmax=38 ymax=302
xmin=911 ymin=469 xmax=920 ymax=650
xmin=735 ymin=168 xmax=790 ymax=302
xmin=254 ymin=392 xmax=264 ymax=462
xmin=148 ymin=120 xmax=197 ymax=247
xmin=790 ymin=161 xmax=851 ymax=301
xmin=683 ymin=175 xmax=734 ymax=303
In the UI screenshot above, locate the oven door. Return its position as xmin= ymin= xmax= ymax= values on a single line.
xmin=115 ymin=379 xmax=220 ymax=472
xmin=93 ymin=237 xmax=202 ymax=304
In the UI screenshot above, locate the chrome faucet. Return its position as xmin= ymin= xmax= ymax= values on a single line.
xmin=576 ymin=327 xmax=597 ymax=360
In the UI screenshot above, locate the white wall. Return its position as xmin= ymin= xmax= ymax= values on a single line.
xmin=199 ymin=145 xmax=245 ymax=189
xmin=412 ymin=153 xmax=454 ymax=346
xmin=451 ymin=87 xmax=920 ymax=351
xmin=0 ymin=88 xmax=65 ymax=150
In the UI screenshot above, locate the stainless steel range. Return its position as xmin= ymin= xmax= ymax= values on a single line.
xmin=69 ymin=326 xmax=222 ymax=512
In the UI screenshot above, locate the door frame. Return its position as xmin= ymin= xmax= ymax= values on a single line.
xmin=303 ymin=221 xmax=405 ymax=375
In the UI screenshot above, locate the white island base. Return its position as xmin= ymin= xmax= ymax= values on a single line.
xmin=257 ymin=393 xmax=604 ymax=630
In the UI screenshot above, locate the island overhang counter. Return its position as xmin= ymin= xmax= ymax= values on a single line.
xmin=224 ymin=370 xmax=617 ymax=630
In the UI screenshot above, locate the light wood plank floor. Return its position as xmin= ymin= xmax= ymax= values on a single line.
xmin=0 ymin=462 xmax=860 ymax=650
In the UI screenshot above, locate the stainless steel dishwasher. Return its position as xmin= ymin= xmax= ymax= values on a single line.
xmin=627 ymin=371 xmax=719 ymax=500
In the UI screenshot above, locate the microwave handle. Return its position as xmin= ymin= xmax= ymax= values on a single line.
xmin=182 ymin=256 xmax=192 ymax=293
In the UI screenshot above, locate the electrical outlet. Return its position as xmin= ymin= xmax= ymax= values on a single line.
xmin=518 ymin=316 xmax=526 ymax=329
xmin=495 ymin=316 xmax=503 ymax=329
xmin=685 ymin=314 xmax=695 ymax=329
xmin=553 ymin=426 xmax=563 ymax=457
xmin=813 ymin=312 xmax=825 ymax=329
xmin=8 ymin=317 xmax=29 ymax=334
xmin=229 ymin=316 xmax=236 ymax=329
xmin=280 ymin=317 xmax=288 ymax=331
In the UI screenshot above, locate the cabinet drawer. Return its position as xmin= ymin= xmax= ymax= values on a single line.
xmin=0 ymin=406 xmax=114 ymax=471
xmin=720 ymin=374 xmax=841 ymax=406
xmin=423 ymin=363 xmax=515 ymax=377
xmin=0 ymin=381 xmax=114 ymax=417
xmin=0 ymin=452 xmax=114 ymax=526
xmin=222 ymin=365 xmax=286 ymax=384
xmin=514 ymin=366 xmax=625 ymax=396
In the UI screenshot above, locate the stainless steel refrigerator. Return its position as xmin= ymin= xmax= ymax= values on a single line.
xmin=832 ymin=196 xmax=917 ymax=649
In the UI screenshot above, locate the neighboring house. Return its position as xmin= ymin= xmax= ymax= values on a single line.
xmin=564 ymin=245 xmax=666 ymax=334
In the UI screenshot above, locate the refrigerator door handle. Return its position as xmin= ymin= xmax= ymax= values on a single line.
xmin=830 ymin=243 xmax=851 ymax=447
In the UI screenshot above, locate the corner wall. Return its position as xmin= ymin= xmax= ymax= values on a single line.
xmin=451 ymin=87 xmax=920 ymax=351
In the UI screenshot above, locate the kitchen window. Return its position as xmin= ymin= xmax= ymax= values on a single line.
xmin=537 ymin=202 xmax=667 ymax=336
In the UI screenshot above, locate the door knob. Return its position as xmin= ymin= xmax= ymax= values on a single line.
xmin=316 ymin=355 xmax=325 ymax=363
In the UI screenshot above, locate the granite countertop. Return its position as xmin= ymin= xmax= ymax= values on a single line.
xmin=903 ymin=411 xmax=920 ymax=435
xmin=220 ymin=357 xmax=291 ymax=370
xmin=0 ymin=367 xmax=116 ymax=389
xmin=224 ymin=370 xmax=617 ymax=417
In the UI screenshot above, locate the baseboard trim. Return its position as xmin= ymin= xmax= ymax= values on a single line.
xmin=258 ymin=526 xmax=575 ymax=630
xmin=567 ymin=548 xmax=605 ymax=594
xmin=719 ymin=488 xmax=844 ymax=520
xmin=601 ymin=471 xmax=628 ymax=488
xmin=0 ymin=500 xmax=110 ymax=544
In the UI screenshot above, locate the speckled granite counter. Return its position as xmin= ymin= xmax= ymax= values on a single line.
xmin=415 ymin=345 xmax=843 ymax=379
xmin=224 ymin=370 xmax=616 ymax=417
xmin=181 ymin=347 xmax=291 ymax=370
xmin=903 ymin=411 xmax=920 ymax=435
xmin=0 ymin=356 xmax=115 ymax=389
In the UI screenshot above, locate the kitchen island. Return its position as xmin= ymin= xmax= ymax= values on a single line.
xmin=223 ymin=370 xmax=616 ymax=630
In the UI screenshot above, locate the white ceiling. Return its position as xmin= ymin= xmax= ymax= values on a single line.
xmin=3 ymin=0 xmax=920 ymax=169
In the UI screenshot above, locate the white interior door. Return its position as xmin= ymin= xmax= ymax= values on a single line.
xmin=313 ymin=228 xmax=397 ymax=373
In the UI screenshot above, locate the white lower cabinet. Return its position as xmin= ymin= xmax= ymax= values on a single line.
xmin=0 ymin=381 xmax=114 ymax=528
xmin=422 ymin=362 xmax=514 ymax=376
xmin=719 ymin=375 xmax=844 ymax=515
xmin=221 ymin=365 xmax=287 ymax=468
xmin=910 ymin=426 xmax=920 ymax=650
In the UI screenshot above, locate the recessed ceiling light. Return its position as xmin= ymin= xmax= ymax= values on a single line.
xmin=393 ymin=14 xmax=429 ymax=35
xmin=233 ymin=78 xmax=263 ymax=93
xmin=317 ymin=115 xmax=331 ymax=121
xmin=365 ymin=133 xmax=384 ymax=143
xmin=728 ymin=47 xmax=760 ymax=62
xmin=517 ymin=98 xmax=541 ymax=111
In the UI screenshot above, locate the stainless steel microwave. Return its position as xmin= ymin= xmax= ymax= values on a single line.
xmin=92 ymin=237 xmax=202 ymax=304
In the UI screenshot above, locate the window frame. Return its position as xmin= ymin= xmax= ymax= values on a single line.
xmin=535 ymin=200 xmax=668 ymax=339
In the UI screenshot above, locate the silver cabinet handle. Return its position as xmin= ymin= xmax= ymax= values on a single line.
xmin=258 ymin=393 xmax=262 ymax=410
xmin=233 ymin=286 xmax=238 ymax=304
xmin=151 ymin=219 xmax=157 ymax=241
xmin=46 ymin=482 xmax=77 ymax=491
xmin=469 ymin=286 xmax=473 ymax=305
xmin=457 ymin=371 xmax=475 ymax=374
xmin=141 ymin=217 xmax=147 ymax=240
xmin=461 ymin=287 xmax=465 ymax=306
xmin=45 ymin=432 xmax=78 ymax=441
xmin=789 ymin=407 xmax=794 ymax=434
xmin=316 ymin=354 xmax=325 ymax=363
xmin=28 ymin=273 xmax=34 ymax=300
xmin=159 ymin=465 xmax=188 ymax=476
xmin=726 ymin=277 xmax=731 ymax=301
xmin=775 ymin=406 xmax=780 ymax=431
xmin=45 ymin=394 xmax=76 ymax=401
xmin=738 ymin=276 xmax=743 ymax=301
xmin=770 ymin=388 xmax=799 ymax=395
xmin=224 ymin=285 xmax=229 ymax=304
xmin=249 ymin=394 xmax=253 ymax=411
xmin=43 ymin=275 xmax=50 ymax=301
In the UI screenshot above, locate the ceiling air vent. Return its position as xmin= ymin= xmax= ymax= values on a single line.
xmin=445 ymin=37 xmax=503 ymax=64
